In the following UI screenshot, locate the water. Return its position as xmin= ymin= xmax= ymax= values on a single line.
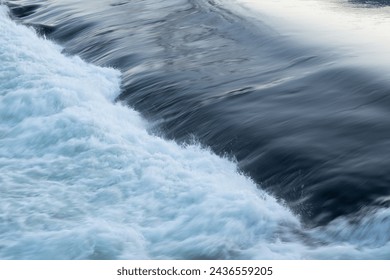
xmin=1 ymin=0 xmax=390 ymax=259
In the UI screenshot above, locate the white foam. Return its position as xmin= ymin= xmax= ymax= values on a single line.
xmin=1 ymin=4 xmax=390 ymax=259
xmin=0 ymin=6 xmax=303 ymax=259
xmin=307 ymin=208 xmax=390 ymax=259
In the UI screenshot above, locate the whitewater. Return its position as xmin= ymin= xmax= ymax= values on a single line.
xmin=0 ymin=4 xmax=302 ymax=259
xmin=1 ymin=1 xmax=390 ymax=259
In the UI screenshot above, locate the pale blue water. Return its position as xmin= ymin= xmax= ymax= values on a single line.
xmin=1 ymin=0 xmax=390 ymax=259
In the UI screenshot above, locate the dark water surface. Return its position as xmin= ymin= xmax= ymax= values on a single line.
xmin=349 ymin=0 xmax=390 ymax=7
xmin=6 ymin=0 xmax=390 ymax=226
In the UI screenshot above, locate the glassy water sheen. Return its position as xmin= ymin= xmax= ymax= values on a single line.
xmin=1 ymin=0 xmax=390 ymax=259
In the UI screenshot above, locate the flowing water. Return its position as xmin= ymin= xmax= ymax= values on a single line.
xmin=1 ymin=0 xmax=390 ymax=259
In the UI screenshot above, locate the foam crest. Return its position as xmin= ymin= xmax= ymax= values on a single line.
xmin=1 ymin=4 xmax=390 ymax=259
xmin=0 ymin=6 xmax=302 ymax=259
xmin=306 ymin=208 xmax=390 ymax=259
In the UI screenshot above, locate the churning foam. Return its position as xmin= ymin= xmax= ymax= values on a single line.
xmin=0 ymin=5 xmax=302 ymax=259
xmin=1 ymin=4 xmax=390 ymax=259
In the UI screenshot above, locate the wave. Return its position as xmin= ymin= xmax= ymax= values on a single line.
xmin=232 ymin=0 xmax=390 ymax=64
xmin=1 ymin=1 xmax=390 ymax=259
xmin=0 ymin=5 xmax=302 ymax=260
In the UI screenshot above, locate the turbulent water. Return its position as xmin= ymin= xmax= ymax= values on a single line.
xmin=1 ymin=0 xmax=390 ymax=259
